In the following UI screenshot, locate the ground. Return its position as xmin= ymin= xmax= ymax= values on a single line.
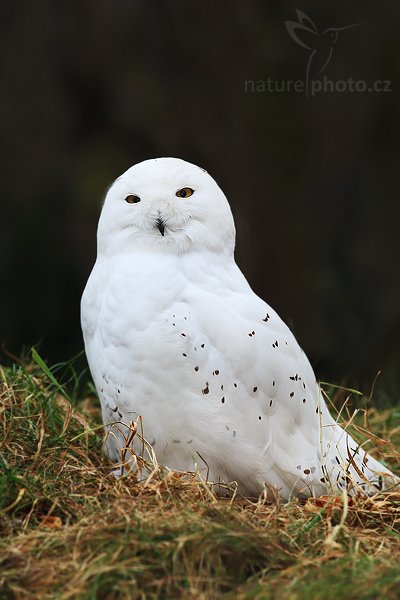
xmin=0 ymin=353 xmax=399 ymax=599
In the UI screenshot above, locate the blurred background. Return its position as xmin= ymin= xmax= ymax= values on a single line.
xmin=1 ymin=1 xmax=399 ymax=396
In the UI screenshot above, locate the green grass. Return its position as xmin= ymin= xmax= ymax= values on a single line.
xmin=1 ymin=355 xmax=400 ymax=599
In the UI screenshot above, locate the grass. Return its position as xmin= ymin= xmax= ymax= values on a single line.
xmin=0 ymin=355 xmax=400 ymax=599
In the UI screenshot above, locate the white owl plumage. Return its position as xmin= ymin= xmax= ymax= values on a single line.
xmin=81 ymin=157 xmax=396 ymax=499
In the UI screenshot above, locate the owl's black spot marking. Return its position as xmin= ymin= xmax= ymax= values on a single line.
xmin=117 ymin=389 xmax=121 ymax=394
xmin=258 ymin=416 xmax=262 ymax=420
xmin=290 ymin=392 xmax=294 ymax=397
xmin=194 ymin=366 xmax=199 ymax=372
xmin=221 ymin=384 xmax=224 ymax=390
xmin=172 ymin=439 xmax=181 ymax=444
xmin=304 ymin=469 xmax=310 ymax=475
xmin=233 ymin=430 xmax=237 ymax=437
xmin=335 ymin=456 xmax=340 ymax=465
xmin=303 ymin=398 xmax=306 ymax=403
xmin=303 ymin=382 xmax=306 ymax=389
xmin=117 ymin=411 xmax=122 ymax=418
xmin=183 ymin=353 xmax=187 ymax=357
xmin=262 ymin=313 xmax=270 ymax=322
xmin=111 ymin=406 xmax=118 ymax=413
xmin=181 ymin=333 xmax=186 ymax=337
xmin=214 ymin=370 xmax=219 ymax=375
xmin=297 ymin=465 xmax=301 ymax=470
xmin=221 ymin=397 xmax=225 ymax=403
xmin=320 ymin=477 xmax=325 ymax=483
xmin=272 ymin=381 xmax=275 ymax=386
xmin=202 ymin=386 xmax=209 ymax=395
xmin=172 ymin=323 xmax=176 ymax=326
xmin=253 ymin=386 xmax=258 ymax=392
xmin=234 ymin=383 xmax=237 ymax=388
xmin=269 ymin=400 xmax=273 ymax=407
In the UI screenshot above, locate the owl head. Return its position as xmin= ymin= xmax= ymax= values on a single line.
xmin=97 ymin=157 xmax=236 ymax=256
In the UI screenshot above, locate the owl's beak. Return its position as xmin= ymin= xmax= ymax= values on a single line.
xmin=156 ymin=218 xmax=165 ymax=236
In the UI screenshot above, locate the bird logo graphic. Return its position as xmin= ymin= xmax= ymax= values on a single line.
xmin=285 ymin=10 xmax=359 ymax=98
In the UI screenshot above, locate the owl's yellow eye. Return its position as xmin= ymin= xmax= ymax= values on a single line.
xmin=125 ymin=194 xmax=141 ymax=204
xmin=176 ymin=187 xmax=194 ymax=199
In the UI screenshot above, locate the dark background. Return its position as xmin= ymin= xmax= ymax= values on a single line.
xmin=1 ymin=1 xmax=399 ymax=396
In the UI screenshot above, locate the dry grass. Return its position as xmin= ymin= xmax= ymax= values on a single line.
xmin=1 ymin=357 xmax=400 ymax=599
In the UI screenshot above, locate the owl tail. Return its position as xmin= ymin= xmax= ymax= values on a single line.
xmin=320 ymin=401 xmax=399 ymax=495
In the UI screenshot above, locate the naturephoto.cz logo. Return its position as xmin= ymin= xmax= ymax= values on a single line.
xmin=245 ymin=9 xmax=392 ymax=99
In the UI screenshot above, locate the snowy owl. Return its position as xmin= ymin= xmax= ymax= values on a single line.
xmin=81 ymin=157 xmax=396 ymax=499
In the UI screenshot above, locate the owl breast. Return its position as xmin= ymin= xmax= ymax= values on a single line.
xmin=82 ymin=250 xmax=320 ymax=498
